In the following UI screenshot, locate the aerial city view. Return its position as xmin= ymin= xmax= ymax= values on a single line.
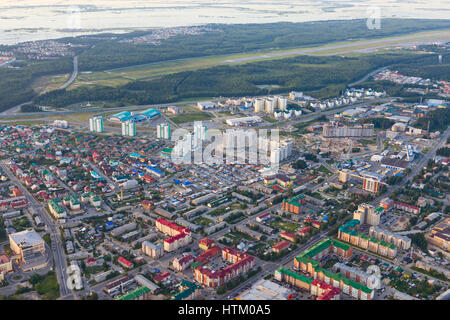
xmin=0 ymin=1 xmax=449 ymax=306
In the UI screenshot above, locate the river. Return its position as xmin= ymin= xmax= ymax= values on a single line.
xmin=0 ymin=0 xmax=449 ymax=45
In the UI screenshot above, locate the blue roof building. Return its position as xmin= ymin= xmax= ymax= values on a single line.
xmin=140 ymin=108 xmax=161 ymax=119
xmin=110 ymin=111 xmax=132 ymax=122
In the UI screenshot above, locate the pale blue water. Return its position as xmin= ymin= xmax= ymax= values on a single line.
xmin=0 ymin=0 xmax=448 ymax=45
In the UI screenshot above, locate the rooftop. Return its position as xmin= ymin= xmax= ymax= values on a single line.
xmin=9 ymin=229 xmax=44 ymax=247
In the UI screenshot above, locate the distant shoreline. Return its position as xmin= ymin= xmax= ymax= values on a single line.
xmin=1 ymin=0 xmax=450 ymax=45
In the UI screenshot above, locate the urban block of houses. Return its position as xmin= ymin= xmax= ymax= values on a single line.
xmin=380 ymin=198 xmax=420 ymax=215
xmin=275 ymin=237 xmax=374 ymax=300
xmin=156 ymin=218 xmax=192 ymax=252
xmin=194 ymin=246 xmax=255 ymax=288
xmin=338 ymin=220 xmax=397 ymax=258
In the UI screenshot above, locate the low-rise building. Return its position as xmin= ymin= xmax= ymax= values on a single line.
xmin=142 ymin=241 xmax=164 ymax=258
xmin=236 ymin=279 xmax=294 ymax=300
xmin=0 ymin=254 xmax=13 ymax=280
xmin=272 ymin=240 xmax=291 ymax=253
xmin=194 ymin=247 xmax=255 ymax=288
xmin=173 ymin=254 xmax=194 ymax=271
xmin=9 ymin=229 xmax=47 ymax=271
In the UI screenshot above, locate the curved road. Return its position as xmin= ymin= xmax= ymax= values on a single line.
xmin=0 ymin=56 xmax=77 ymax=116
xmin=348 ymin=66 xmax=388 ymax=87
xmin=59 ymin=56 xmax=78 ymax=90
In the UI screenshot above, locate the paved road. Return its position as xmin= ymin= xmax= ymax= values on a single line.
xmin=348 ymin=66 xmax=388 ymax=87
xmin=0 ymin=57 xmax=77 ymax=116
xmin=371 ymin=126 xmax=450 ymax=206
xmin=0 ymin=100 xmax=33 ymax=115
xmin=59 ymin=56 xmax=78 ymax=90
xmin=223 ymin=32 xmax=450 ymax=63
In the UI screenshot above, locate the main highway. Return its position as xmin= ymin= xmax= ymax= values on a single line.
xmin=58 ymin=56 xmax=78 ymax=90
xmin=0 ymin=160 xmax=73 ymax=299
xmin=371 ymin=126 xmax=450 ymax=206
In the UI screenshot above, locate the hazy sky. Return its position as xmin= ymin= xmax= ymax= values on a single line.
xmin=0 ymin=0 xmax=449 ymax=45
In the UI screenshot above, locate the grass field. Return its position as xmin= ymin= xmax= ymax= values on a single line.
xmin=31 ymin=271 xmax=60 ymax=300
xmin=66 ymin=28 xmax=450 ymax=90
xmin=270 ymin=220 xmax=301 ymax=233
xmin=193 ymin=217 xmax=214 ymax=227
xmin=31 ymin=74 xmax=70 ymax=94
xmin=171 ymin=111 xmax=213 ymax=124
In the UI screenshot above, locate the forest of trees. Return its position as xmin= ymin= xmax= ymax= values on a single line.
xmin=364 ymin=117 xmax=395 ymax=129
xmin=72 ymin=19 xmax=450 ymax=71
xmin=436 ymin=147 xmax=450 ymax=157
xmin=1 ymin=18 xmax=450 ymax=112
xmin=414 ymin=108 xmax=450 ymax=132
xmin=0 ymin=58 xmax=72 ymax=112
xmin=33 ymin=52 xmax=427 ymax=108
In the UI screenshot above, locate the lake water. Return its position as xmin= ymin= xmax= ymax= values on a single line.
xmin=0 ymin=0 xmax=449 ymax=45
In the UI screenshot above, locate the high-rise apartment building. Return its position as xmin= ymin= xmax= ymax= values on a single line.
xmin=89 ymin=116 xmax=104 ymax=133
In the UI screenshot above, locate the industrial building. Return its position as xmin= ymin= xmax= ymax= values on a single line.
xmin=53 ymin=120 xmax=69 ymax=128
xmin=110 ymin=108 xmax=160 ymax=123
xmin=226 ymin=116 xmax=262 ymax=127
xmin=236 ymin=279 xmax=294 ymax=300
xmin=197 ymin=101 xmax=217 ymax=110
xmin=323 ymin=122 xmax=374 ymax=138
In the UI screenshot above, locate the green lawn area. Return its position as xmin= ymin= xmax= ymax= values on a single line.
xmin=30 ymin=271 xmax=60 ymax=300
xmin=359 ymin=138 xmax=377 ymax=146
xmin=11 ymin=217 xmax=31 ymax=232
xmin=317 ymin=165 xmax=332 ymax=175
xmin=229 ymin=231 xmax=254 ymax=241
xmin=42 ymin=233 xmax=51 ymax=246
xmin=69 ymin=28 xmax=450 ymax=90
xmin=170 ymin=111 xmax=213 ymax=124
xmin=270 ymin=220 xmax=301 ymax=233
xmin=193 ymin=217 xmax=214 ymax=227
xmin=262 ymin=116 xmax=278 ymax=123
xmin=390 ymin=276 xmax=442 ymax=298
xmin=224 ymin=212 xmax=246 ymax=224
xmin=31 ymin=73 xmax=70 ymax=94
